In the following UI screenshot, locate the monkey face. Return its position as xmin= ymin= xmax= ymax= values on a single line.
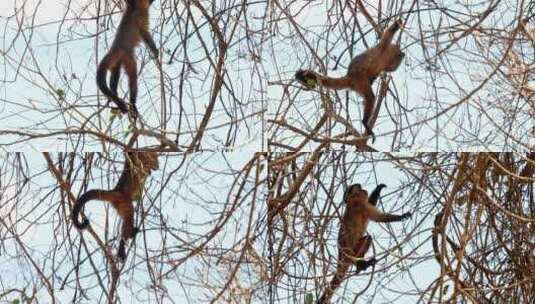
xmin=385 ymin=46 xmax=405 ymax=72
xmin=343 ymin=184 xmax=368 ymax=205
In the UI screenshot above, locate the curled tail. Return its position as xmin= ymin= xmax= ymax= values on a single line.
xmin=317 ymin=261 xmax=350 ymax=304
xmin=71 ymin=189 xmax=112 ymax=229
xmin=96 ymin=53 xmax=128 ymax=113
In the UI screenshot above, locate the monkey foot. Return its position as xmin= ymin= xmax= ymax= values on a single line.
xmin=126 ymin=104 xmax=139 ymax=120
xmin=110 ymin=107 xmax=125 ymax=115
xmin=117 ymin=244 xmax=127 ymax=262
xmin=368 ymin=132 xmax=376 ymax=143
xmin=355 ymin=257 xmax=377 ymax=272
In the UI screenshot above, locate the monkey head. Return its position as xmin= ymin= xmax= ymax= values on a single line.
xmin=129 ymin=151 xmax=159 ymax=172
xmin=141 ymin=151 xmax=159 ymax=171
xmin=295 ymin=70 xmax=318 ymax=89
xmin=384 ymin=45 xmax=405 ymax=72
xmin=343 ymin=184 xmax=368 ymax=205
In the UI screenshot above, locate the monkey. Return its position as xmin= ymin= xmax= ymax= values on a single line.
xmin=96 ymin=0 xmax=159 ymax=118
xmin=317 ymin=183 xmax=411 ymax=303
xmin=295 ymin=19 xmax=404 ymax=142
xmin=71 ymin=151 xmax=159 ymax=261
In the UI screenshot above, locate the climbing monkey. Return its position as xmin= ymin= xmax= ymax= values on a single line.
xmin=71 ymin=152 xmax=159 ymax=261
xmin=317 ymin=183 xmax=411 ymax=303
xmin=96 ymin=0 xmax=159 ymax=117
xmin=296 ymin=19 xmax=405 ymax=142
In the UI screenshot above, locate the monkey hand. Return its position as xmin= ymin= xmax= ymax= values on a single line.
xmin=367 ymin=257 xmax=377 ymax=268
xmin=401 ymin=212 xmax=412 ymax=220
xmin=393 ymin=19 xmax=403 ymax=32
xmin=355 ymin=257 xmax=377 ymax=272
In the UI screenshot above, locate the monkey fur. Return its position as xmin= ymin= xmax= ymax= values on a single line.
xmin=295 ymin=19 xmax=405 ymax=142
xmin=96 ymin=0 xmax=159 ymax=117
xmin=317 ymin=183 xmax=411 ymax=303
xmin=71 ymin=151 xmax=159 ymax=261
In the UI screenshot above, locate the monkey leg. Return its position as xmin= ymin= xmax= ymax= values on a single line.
xmin=97 ymin=50 xmax=129 ymax=113
xmin=116 ymin=200 xmax=135 ymax=261
xmin=358 ymin=83 xmax=376 ymax=142
xmin=109 ymin=61 xmax=122 ymax=98
xmin=118 ymin=202 xmax=135 ymax=240
xmin=352 ymin=235 xmax=376 ymax=272
xmin=122 ymin=53 xmax=138 ymax=118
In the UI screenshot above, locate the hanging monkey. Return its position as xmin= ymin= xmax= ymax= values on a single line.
xmin=317 ymin=183 xmax=411 ymax=303
xmin=295 ymin=19 xmax=404 ymax=142
xmin=96 ymin=0 xmax=159 ymax=117
xmin=71 ymin=152 xmax=159 ymax=261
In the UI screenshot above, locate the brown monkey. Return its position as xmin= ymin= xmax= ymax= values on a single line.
xmin=295 ymin=19 xmax=404 ymax=142
xmin=318 ymin=183 xmax=411 ymax=303
xmin=96 ymin=0 xmax=159 ymax=117
xmin=71 ymin=152 xmax=159 ymax=261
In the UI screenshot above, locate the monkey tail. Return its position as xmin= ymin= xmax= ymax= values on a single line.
xmin=96 ymin=54 xmax=128 ymax=113
xmin=317 ymin=261 xmax=350 ymax=304
xmin=71 ymin=189 xmax=113 ymax=229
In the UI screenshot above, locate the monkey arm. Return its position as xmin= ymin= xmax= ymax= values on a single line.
xmin=141 ymin=30 xmax=159 ymax=58
xmin=368 ymin=184 xmax=387 ymax=206
xmin=377 ymin=19 xmax=401 ymax=50
xmin=366 ymin=204 xmax=411 ymax=223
